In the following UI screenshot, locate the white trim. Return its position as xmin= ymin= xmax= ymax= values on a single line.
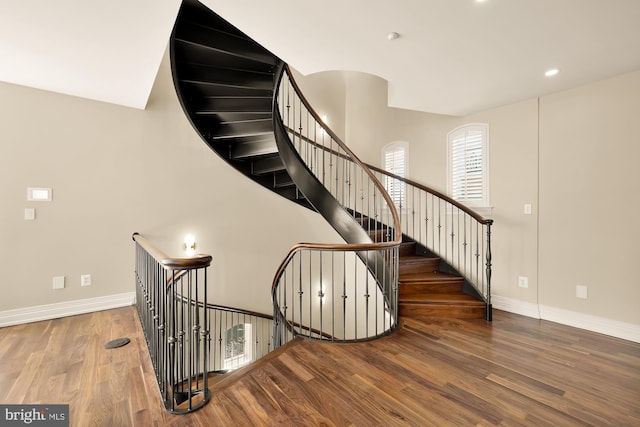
xmin=381 ymin=141 xmax=409 ymax=211
xmin=492 ymin=295 xmax=540 ymax=319
xmin=539 ymin=304 xmax=640 ymax=344
xmin=446 ymin=123 xmax=490 ymax=208
xmin=492 ymin=294 xmax=640 ymax=343
xmin=0 ymin=292 xmax=136 ymax=327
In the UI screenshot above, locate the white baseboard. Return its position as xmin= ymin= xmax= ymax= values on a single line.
xmin=539 ymin=305 xmax=640 ymax=344
xmin=492 ymin=295 xmax=640 ymax=343
xmin=0 ymin=292 xmax=136 ymax=328
xmin=492 ymin=295 xmax=540 ymax=319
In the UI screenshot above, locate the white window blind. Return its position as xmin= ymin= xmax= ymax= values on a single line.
xmin=223 ymin=323 xmax=253 ymax=369
xmin=382 ymin=142 xmax=408 ymax=209
xmin=447 ymin=124 xmax=489 ymax=207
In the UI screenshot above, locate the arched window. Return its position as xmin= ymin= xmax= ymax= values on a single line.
xmin=447 ymin=124 xmax=490 ymax=208
xmin=381 ymin=141 xmax=409 ymax=209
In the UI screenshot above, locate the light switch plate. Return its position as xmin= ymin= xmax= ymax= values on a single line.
xmin=53 ymin=276 xmax=65 ymax=289
xmin=24 ymin=208 xmax=35 ymax=220
xmin=27 ymin=187 xmax=52 ymax=201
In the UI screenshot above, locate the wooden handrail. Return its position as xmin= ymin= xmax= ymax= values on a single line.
xmin=132 ymin=233 xmax=212 ymax=270
xmin=173 ymin=294 xmax=334 ymax=339
xmin=365 ymin=164 xmax=494 ymax=225
xmin=270 ymin=240 xmax=400 ymax=297
xmin=281 ymin=65 xmax=402 ymax=242
xmin=283 ymin=126 xmax=493 ymax=225
xmin=271 ymin=65 xmax=403 ymax=303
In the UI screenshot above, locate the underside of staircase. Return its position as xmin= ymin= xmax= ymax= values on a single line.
xmin=171 ymin=0 xmax=487 ymax=321
xmin=171 ymin=0 xmax=312 ymax=210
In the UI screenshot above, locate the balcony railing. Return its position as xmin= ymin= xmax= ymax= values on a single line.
xmin=132 ymin=233 xmax=212 ymax=414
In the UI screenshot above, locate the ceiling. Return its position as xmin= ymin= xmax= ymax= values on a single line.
xmin=1 ymin=0 xmax=639 ymax=116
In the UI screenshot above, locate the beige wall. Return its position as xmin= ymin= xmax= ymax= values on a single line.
xmin=539 ymin=71 xmax=640 ymax=324
xmin=418 ymin=100 xmax=540 ymax=307
xmin=290 ymin=68 xmax=347 ymax=142
xmin=0 ymin=50 xmax=341 ymax=314
xmin=2 ymin=47 xmax=638 ymax=331
xmin=298 ymin=68 xmax=640 ymax=329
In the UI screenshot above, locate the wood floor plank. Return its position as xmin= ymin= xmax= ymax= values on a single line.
xmin=0 ymin=307 xmax=638 ymax=426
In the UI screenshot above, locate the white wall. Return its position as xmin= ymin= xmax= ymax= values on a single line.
xmin=0 ymin=50 xmax=342 ymax=316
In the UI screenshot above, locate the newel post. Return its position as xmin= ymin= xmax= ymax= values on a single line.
xmin=485 ymin=221 xmax=493 ymax=321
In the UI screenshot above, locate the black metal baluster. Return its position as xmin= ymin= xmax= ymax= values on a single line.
xmin=485 ymin=222 xmax=493 ymax=321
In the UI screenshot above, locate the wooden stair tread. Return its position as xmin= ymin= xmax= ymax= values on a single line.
xmin=399 ymin=254 xmax=439 ymax=263
xmin=400 ymin=292 xmax=484 ymax=305
xmin=399 ymin=271 xmax=463 ymax=283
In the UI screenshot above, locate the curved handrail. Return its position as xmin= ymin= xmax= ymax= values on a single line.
xmin=274 ymin=63 xmax=401 ymax=245
xmin=270 ymin=65 xmax=493 ymax=321
xmin=174 ymin=294 xmax=334 ymax=340
xmin=365 ymin=165 xmax=493 ymax=225
xmin=271 ymin=65 xmax=403 ymax=345
xmin=271 ymin=240 xmax=400 ymax=296
xmin=282 ymin=66 xmax=402 ymax=233
xmin=132 ymin=232 xmax=212 ymax=271
xmin=281 ymin=126 xmax=492 ymax=226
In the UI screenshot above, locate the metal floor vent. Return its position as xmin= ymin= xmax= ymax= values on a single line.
xmin=104 ymin=338 xmax=131 ymax=349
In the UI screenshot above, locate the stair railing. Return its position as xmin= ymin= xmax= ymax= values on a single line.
xmin=366 ymin=167 xmax=494 ymax=320
xmin=271 ymin=66 xmax=493 ymax=321
xmin=179 ymin=300 xmax=276 ymax=372
xmin=132 ymin=233 xmax=212 ymax=414
xmin=271 ymin=65 xmax=402 ymax=346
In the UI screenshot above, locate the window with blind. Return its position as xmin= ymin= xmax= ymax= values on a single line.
xmin=382 ymin=141 xmax=408 ymax=209
xmin=447 ymin=124 xmax=489 ymax=207
xmin=223 ymin=323 xmax=253 ymax=369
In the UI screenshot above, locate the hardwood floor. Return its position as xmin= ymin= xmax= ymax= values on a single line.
xmin=1 ymin=307 xmax=638 ymax=426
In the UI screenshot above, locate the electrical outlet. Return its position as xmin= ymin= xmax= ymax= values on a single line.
xmin=576 ymin=285 xmax=588 ymax=299
xmin=53 ymin=276 xmax=65 ymax=289
xmin=518 ymin=276 xmax=528 ymax=288
xmin=81 ymin=274 xmax=92 ymax=287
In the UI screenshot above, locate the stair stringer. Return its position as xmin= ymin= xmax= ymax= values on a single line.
xmin=271 ymin=79 xmax=397 ymax=319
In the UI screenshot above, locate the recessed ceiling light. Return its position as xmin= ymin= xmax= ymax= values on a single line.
xmin=545 ymin=68 xmax=560 ymax=77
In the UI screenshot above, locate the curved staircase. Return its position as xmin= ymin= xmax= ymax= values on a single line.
xmin=171 ymin=0 xmax=311 ymax=209
xmin=170 ymin=0 xmax=490 ymax=324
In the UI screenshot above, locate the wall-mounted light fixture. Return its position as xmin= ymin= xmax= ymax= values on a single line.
xmin=183 ymin=234 xmax=196 ymax=256
xmin=317 ymin=284 xmax=326 ymax=303
xmin=317 ymin=114 xmax=329 ymax=136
